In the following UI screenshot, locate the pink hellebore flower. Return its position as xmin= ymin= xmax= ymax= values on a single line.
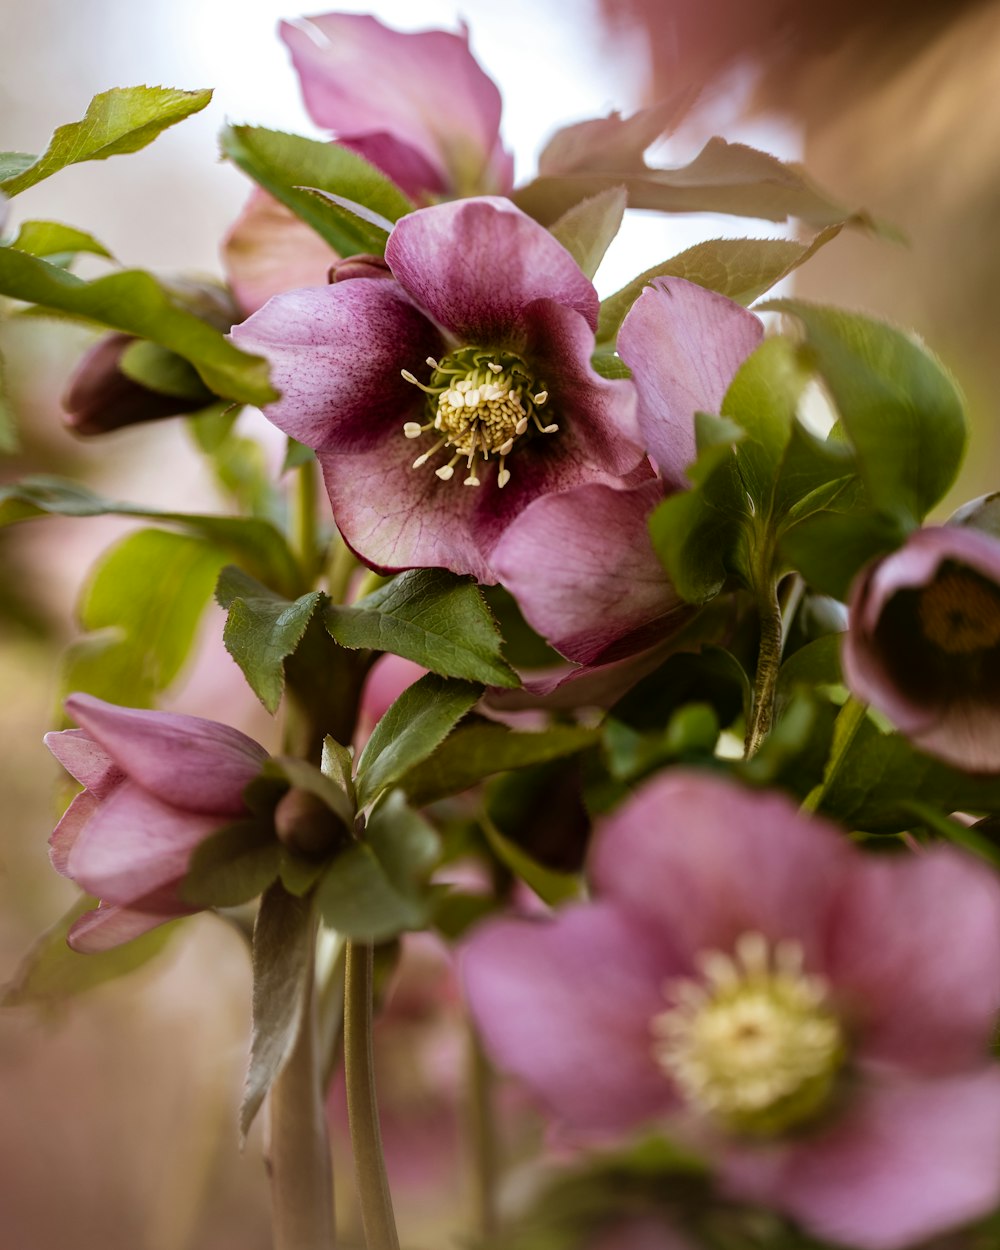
xmin=462 ymin=771 xmax=1000 ymax=1249
xmin=232 ymin=195 xmax=642 ymax=585
xmin=843 ymin=525 xmax=1000 ymax=772
xmin=45 ymin=694 xmax=269 ymax=954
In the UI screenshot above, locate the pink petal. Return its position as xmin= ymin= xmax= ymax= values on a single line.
xmin=280 ymin=14 xmax=511 ymax=196
xmin=221 ymin=188 xmax=338 ymax=317
xmin=44 ymin=728 xmax=124 ymax=798
xmin=829 ymin=845 xmax=1000 ymax=1073
xmin=723 ymin=1071 xmax=1000 ymax=1249
xmin=64 ymin=694 xmax=266 ymax=817
xmin=462 ymin=904 xmax=680 ymax=1133
xmin=617 ymin=278 xmax=763 ymax=488
xmin=230 ymin=279 xmax=443 ymax=452
xmin=589 ymin=772 xmax=853 ymax=967
xmin=340 ymin=132 xmax=448 ymax=202
xmin=493 ymin=480 xmax=688 ymax=665
xmin=386 ymin=198 xmax=599 ymax=339
xmin=65 ymin=780 xmax=223 ymax=904
xmin=68 ymin=902 xmax=189 ymax=954
xmin=49 ymin=790 xmax=101 ymax=875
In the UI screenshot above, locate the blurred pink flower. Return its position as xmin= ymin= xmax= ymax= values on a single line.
xmin=462 ymin=771 xmax=1000 ymax=1249
xmin=45 ymin=694 xmax=269 ymax=953
xmin=843 ymin=525 xmax=1000 ymax=772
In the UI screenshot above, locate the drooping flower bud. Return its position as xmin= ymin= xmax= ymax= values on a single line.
xmin=273 ymin=785 xmax=349 ymax=857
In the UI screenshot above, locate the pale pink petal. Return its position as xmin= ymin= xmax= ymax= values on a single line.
xmin=589 ymin=772 xmax=853 ymax=967
xmin=357 ymin=654 xmax=427 ymax=743
xmin=493 ymin=480 xmax=688 ymax=664
xmin=588 ymin=1218 xmax=698 ymax=1250
xmin=65 ymin=780 xmax=223 ymax=904
xmin=617 ymin=278 xmax=763 ymax=488
xmin=829 ymin=845 xmax=1000 ymax=1072
xmin=222 ymin=189 xmax=338 ymax=317
xmin=68 ymin=902 xmax=188 ymax=954
xmin=723 ymin=1071 xmax=1000 ymax=1249
xmin=230 ymin=279 xmax=443 ymax=452
xmin=65 ymin=694 xmax=266 ymax=817
xmin=44 ymin=728 xmax=124 ymax=798
xmin=386 ymin=198 xmax=599 ymax=339
xmin=49 ymin=790 xmax=101 ymax=875
xmin=462 ymin=904 xmax=680 ymax=1132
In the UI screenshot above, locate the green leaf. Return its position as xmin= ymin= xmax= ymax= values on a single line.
xmin=216 ymin=566 xmax=324 ymax=714
xmin=10 ymin=220 xmax=113 ymax=262
xmin=480 ymin=814 xmax=581 ymax=907
xmin=316 ymin=792 xmax=440 ymax=940
xmin=119 ymin=339 xmax=212 ymax=401
xmin=2 ymin=897 xmax=177 ymax=1006
xmin=295 ymin=186 xmax=393 ymax=254
xmin=241 ymin=883 xmax=315 ymax=1139
xmin=548 ymin=186 xmax=627 ymax=280
xmin=596 ymin=227 xmax=842 ymax=346
xmin=0 ymin=154 xmax=35 ymax=183
xmin=0 ymin=476 xmax=302 ymax=597
xmin=266 ymin=753 xmax=355 ymax=829
xmin=0 ymin=87 xmax=212 ymax=196
xmin=0 ymin=346 xmax=17 ymax=454
xmin=220 ymin=125 xmax=414 ymax=256
xmin=180 ymin=821 xmax=282 ymax=907
xmin=62 ymin=528 xmax=227 ymax=708
xmin=763 ymin=301 xmax=968 ymax=527
xmin=779 ymin=508 xmax=905 ymax=600
xmin=0 ymin=248 xmax=275 ymax=406
xmin=776 ymin=634 xmax=843 ymax=717
xmin=325 ymin=568 xmax=518 ymax=689
xmin=354 ymin=672 xmax=481 ymax=809
xmin=400 ymin=720 xmax=601 ymax=807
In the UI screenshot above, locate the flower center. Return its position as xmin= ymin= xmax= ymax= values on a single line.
xmin=401 ymin=346 xmax=555 ymax=488
xmin=651 ymin=932 xmax=845 ymax=1136
xmin=917 ymin=565 xmax=1000 ymax=655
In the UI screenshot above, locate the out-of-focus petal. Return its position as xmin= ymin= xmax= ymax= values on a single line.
xmin=49 ymin=790 xmax=101 ymax=875
xmin=44 ymin=728 xmax=123 ymax=798
xmin=67 ymin=902 xmax=188 ymax=954
xmin=340 ymin=132 xmax=448 ymax=201
xmin=617 ymin=278 xmax=763 ymax=488
xmin=65 ymin=693 xmax=266 ymax=817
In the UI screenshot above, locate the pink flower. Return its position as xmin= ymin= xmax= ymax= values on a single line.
xmin=280 ymin=12 xmax=513 ymax=201
xmin=45 ymin=694 xmax=269 ymax=953
xmin=843 ymin=525 xmax=1000 ymax=772
xmin=231 ymin=196 xmax=641 ymax=583
xmin=462 ymin=771 xmax=1000 ymax=1249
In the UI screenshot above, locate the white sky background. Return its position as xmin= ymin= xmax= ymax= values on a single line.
xmin=1 ymin=0 xmax=801 ymax=299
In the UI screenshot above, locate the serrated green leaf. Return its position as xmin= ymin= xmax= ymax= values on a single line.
xmin=2 ymin=896 xmax=177 ymax=1006
xmin=325 ymin=568 xmax=518 ymax=688
xmin=10 ymin=220 xmax=113 ymax=262
xmin=596 ymin=227 xmax=842 ymax=346
xmin=0 ymin=86 xmax=212 ymax=196
xmin=241 ymin=883 xmax=314 ymax=1139
xmin=119 ymin=339 xmax=212 ymax=400
xmin=548 ymin=186 xmax=626 ymax=280
xmin=0 ymin=476 xmax=302 ymax=597
xmin=400 ymin=721 xmax=601 ymax=807
xmin=779 ymin=509 xmax=905 ymax=600
xmin=216 ymin=565 xmax=324 ymax=713
xmin=295 ymin=186 xmax=393 ymax=253
xmin=764 ymin=301 xmax=968 ymax=527
xmin=0 ymin=248 xmax=274 ymax=405
xmin=480 ymin=814 xmax=581 ymax=907
xmin=180 ymin=820 xmax=282 ymax=907
xmin=355 ymin=672 xmax=481 ymax=809
xmin=62 ymin=528 xmax=227 ymax=708
xmin=220 ymin=125 xmax=414 ymax=256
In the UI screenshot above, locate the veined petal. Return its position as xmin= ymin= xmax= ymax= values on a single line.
xmin=230 ymin=279 xmax=444 ymax=452
xmin=386 ymin=198 xmax=599 ymax=340
xmin=617 ymin=278 xmax=763 ymax=488
xmin=65 ymin=694 xmax=266 ymax=817
xmin=44 ymin=728 xmax=124 ymax=798
xmin=49 ymin=790 xmax=101 ymax=875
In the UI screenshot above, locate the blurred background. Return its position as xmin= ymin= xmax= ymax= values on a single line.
xmin=3 ymin=0 xmax=1000 ymax=1245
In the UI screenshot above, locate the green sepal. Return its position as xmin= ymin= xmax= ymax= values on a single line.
xmin=180 ymin=819 xmax=283 ymax=907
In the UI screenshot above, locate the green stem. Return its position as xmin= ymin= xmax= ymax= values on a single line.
xmin=467 ymin=1027 xmax=500 ymax=1240
xmin=745 ymin=582 xmax=783 ymax=758
xmin=294 ymin=456 xmax=321 ymax=582
xmin=344 ymin=941 xmax=399 ymax=1250
xmin=268 ymin=936 xmax=336 ymax=1250
xmin=802 ymin=695 xmax=868 ymax=813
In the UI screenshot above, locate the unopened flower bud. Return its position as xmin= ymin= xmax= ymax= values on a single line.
xmin=273 ymin=786 xmax=349 ymax=857
xmin=328 ymin=254 xmax=393 ymax=283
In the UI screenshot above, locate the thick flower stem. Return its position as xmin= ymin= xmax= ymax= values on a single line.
xmin=344 ymin=940 xmax=400 ymax=1250
xmin=745 ymin=583 xmax=783 ymax=758
xmin=467 ymin=1028 xmax=500 ymax=1240
xmin=295 ymin=455 xmax=322 ymax=583
xmin=268 ymin=943 xmax=336 ymax=1250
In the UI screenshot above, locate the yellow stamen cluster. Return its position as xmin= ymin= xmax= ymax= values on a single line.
xmin=652 ymin=932 xmax=845 ymax=1136
xmin=401 ymin=348 xmax=556 ymax=488
xmin=918 ymin=566 xmax=1000 ymax=655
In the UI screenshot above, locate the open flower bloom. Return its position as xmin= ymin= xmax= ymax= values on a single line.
xmin=843 ymin=525 xmax=1000 ymax=772
xmin=280 ymin=12 xmax=513 ymax=200
xmin=45 ymin=694 xmax=269 ymax=953
xmin=462 ymin=771 xmax=1000 ymax=1249
xmin=232 ymin=196 xmax=642 ymax=583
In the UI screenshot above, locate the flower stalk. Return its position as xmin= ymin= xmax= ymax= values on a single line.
xmin=745 ymin=580 xmax=783 ymax=758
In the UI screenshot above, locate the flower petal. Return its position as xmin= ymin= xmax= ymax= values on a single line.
xmin=230 ymin=279 xmax=443 ymax=452
xmin=65 ymin=779 xmax=224 ymax=903
xmin=461 ymin=904 xmax=680 ymax=1133
xmin=723 ymin=1071 xmax=1000 ymax=1250
xmin=493 ymin=480 xmax=688 ymax=665
xmin=829 ymin=844 xmax=1000 ymax=1073
xmin=67 ymin=902 xmax=189 ymax=954
xmin=49 ymin=790 xmax=101 ymax=876
xmin=44 ymin=728 xmax=124 ymax=798
xmin=617 ymin=278 xmax=763 ymax=488
xmin=340 ymin=132 xmax=449 ymax=202
xmin=65 ymin=694 xmax=266 ymax=817
xmin=386 ymin=198 xmax=599 ymax=339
